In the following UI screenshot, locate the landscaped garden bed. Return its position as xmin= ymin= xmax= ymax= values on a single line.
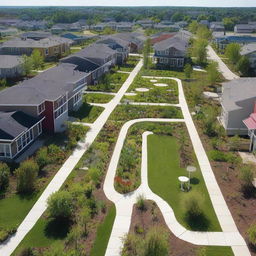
xmin=121 ymin=199 xmax=234 ymax=256
xmin=85 ymin=93 xmax=114 ymax=103
xmin=87 ymin=70 xmax=129 ymax=92
xmin=114 ymin=56 xmax=141 ymax=72
xmin=122 ymin=76 xmax=178 ymax=103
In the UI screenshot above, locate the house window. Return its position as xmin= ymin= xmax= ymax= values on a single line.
xmin=73 ymin=91 xmax=82 ymax=106
xmin=38 ymin=122 xmax=42 ymax=135
xmin=165 ymin=49 xmax=169 ymax=55
xmin=16 ymin=128 xmax=34 ymax=153
xmin=54 ymin=104 xmax=67 ymax=119
xmin=54 ymin=47 xmax=58 ymax=53
xmin=45 ymin=49 xmax=49 ymax=55
xmin=160 ymin=58 xmax=164 ymax=63
xmin=38 ymin=102 xmax=45 ymax=115
xmin=55 ymin=95 xmax=67 ymax=110
xmin=0 ymin=144 xmax=11 ymax=158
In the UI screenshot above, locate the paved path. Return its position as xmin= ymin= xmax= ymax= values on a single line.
xmin=207 ymin=45 xmax=239 ymax=80
xmin=104 ymin=76 xmax=250 ymax=256
xmin=0 ymin=59 xmax=143 ymax=256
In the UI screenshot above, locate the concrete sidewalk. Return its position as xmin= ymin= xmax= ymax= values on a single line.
xmin=207 ymin=45 xmax=239 ymax=80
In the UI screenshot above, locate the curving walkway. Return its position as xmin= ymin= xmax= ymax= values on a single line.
xmin=103 ymin=76 xmax=250 ymax=256
xmin=0 ymin=60 xmax=143 ymax=256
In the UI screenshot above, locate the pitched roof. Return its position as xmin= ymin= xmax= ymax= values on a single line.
xmin=0 ymin=63 xmax=88 ymax=105
xmin=0 ymin=111 xmax=42 ymax=140
xmin=0 ymin=55 xmax=22 ymax=69
xmin=1 ymin=36 xmax=73 ymax=49
xmin=153 ymin=34 xmax=188 ymax=52
xmin=222 ymin=78 xmax=256 ymax=111
xmin=97 ymin=36 xmax=129 ymax=48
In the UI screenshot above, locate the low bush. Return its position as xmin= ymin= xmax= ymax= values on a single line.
xmin=0 ymin=162 xmax=10 ymax=192
xmin=35 ymin=147 xmax=50 ymax=169
xmin=209 ymin=150 xmax=229 ymax=162
xmin=248 ymin=223 xmax=256 ymax=247
xmin=16 ymin=159 xmax=39 ymax=193
xmin=136 ymin=194 xmax=147 ymax=211
xmin=182 ymin=191 xmax=204 ymax=218
xmin=0 ymin=226 xmax=17 ymax=243
xmin=239 ymin=165 xmax=255 ymax=196
xmin=66 ymin=123 xmax=89 ymax=149
xmin=48 ymin=144 xmax=66 ymax=164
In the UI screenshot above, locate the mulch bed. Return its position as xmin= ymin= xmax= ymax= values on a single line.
xmin=129 ymin=200 xmax=202 ymax=256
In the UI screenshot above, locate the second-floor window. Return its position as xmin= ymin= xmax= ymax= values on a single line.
xmin=54 ymin=104 xmax=67 ymax=119
xmin=45 ymin=49 xmax=49 ymax=55
xmin=38 ymin=102 xmax=45 ymax=115
xmin=55 ymin=95 xmax=67 ymax=110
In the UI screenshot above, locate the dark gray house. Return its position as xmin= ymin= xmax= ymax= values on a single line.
xmin=96 ymin=36 xmax=129 ymax=64
xmin=153 ymin=33 xmax=189 ymax=68
xmin=0 ymin=111 xmax=44 ymax=160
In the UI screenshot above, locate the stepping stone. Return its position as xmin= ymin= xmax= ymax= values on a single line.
xmin=150 ymin=79 xmax=157 ymax=82
xmin=154 ymin=83 xmax=168 ymax=87
xmin=80 ymin=167 xmax=89 ymax=171
xmin=125 ymin=92 xmax=137 ymax=96
xmin=135 ymin=88 xmax=149 ymax=92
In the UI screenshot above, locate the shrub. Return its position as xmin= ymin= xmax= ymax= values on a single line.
xmin=88 ymin=168 xmax=102 ymax=186
xmin=144 ymin=227 xmax=170 ymax=256
xmin=66 ymin=123 xmax=88 ymax=149
xmin=80 ymin=206 xmax=91 ymax=234
xmin=47 ymin=191 xmax=73 ymax=219
xmin=35 ymin=147 xmax=49 ymax=168
xmin=84 ymin=183 xmax=93 ymax=198
xmin=16 ymin=159 xmax=39 ymax=193
xmin=136 ymin=194 xmax=147 ymax=211
xmin=248 ymin=223 xmax=256 ymax=247
xmin=182 ymin=191 xmax=204 ymax=218
xmin=121 ymin=233 xmax=144 ymax=256
xmin=0 ymin=226 xmax=17 ymax=243
xmin=209 ymin=150 xmax=228 ymax=162
xmin=239 ymin=165 xmax=254 ymax=195
xmin=0 ymin=162 xmax=10 ymax=192
xmin=229 ymin=135 xmax=240 ymax=151
xmin=196 ymin=247 xmax=207 ymax=256
xmin=48 ymin=144 xmax=66 ymax=164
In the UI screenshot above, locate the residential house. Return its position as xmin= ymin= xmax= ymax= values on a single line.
xmin=220 ymin=78 xmax=256 ymax=135
xmin=0 ymin=36 xmax=73 ymax=60
xmin=153 ymin=24 xmax=180 ymax=31
xmin=113 ymin=32 xmax=146 ymax=53
xmin=136 ymin=19 xmax=155 ymax=29
xmin=153 ymin=33 xmax=190 ymax=68
xmin=0 ymin=27 xmax=18 ymax=37
xmin=210 ymin=22 xmax=225 ymax=32
xmin=20 ymin=31 xmax=52 ymax=40
xmin=61 ymin=33 xmax=96 ymax=45
xmin=241 ymin=43 xmax=256 ymax=69
xmin=0 ymin=111 xmax=44 ymax=160
xmin=0 ymin=19 xmax=21 ymax=27
xmin=116 ymin=22 xmax=133 ymax=32
xmin=51 ymin=23 xmax=70 ymax=34
xmin=0 ymin=55 xmax=23 ymax=78
xmin=16 ymin=20 xmax=47 ymax=30
xmin=61 ymin=43 xmax=117 ymax=83
xmin=0 ymin=63 xmax=89 ymax=135
xmin=213 ymin=34 xmax=256 ymax=50
xmin=243 ymin=107 xmax=256 ymax=151
xmin=234 ymin=24 xmax=256 ymax=33
xmin=151 ymin=32 xmax=176 ymax=45
xmin=96 ymin=36 xmax=129 ymax=64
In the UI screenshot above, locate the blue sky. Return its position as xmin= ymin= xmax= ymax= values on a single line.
xmin=0 ymin=0 xmax=256 ymax=7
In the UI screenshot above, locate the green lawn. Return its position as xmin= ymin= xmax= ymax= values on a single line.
xmin=70 ymin=102 xmax=104 ymax=123
xmin=85 ymin=93 xmax=114 ymax=103
xmin=148 ymin=134 xmax=221 ymax=231
xmin=12 ymin=218 xmax=64 ymax=255
xmin=0 ymin=193 xmax=40 ymax=230
xmin=205 ymin=246 xmax=234 ymax=256
xmin=90 ymin=205 xmax=116 ymax=256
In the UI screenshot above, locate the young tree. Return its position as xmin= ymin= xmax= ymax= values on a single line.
xmin=207 ymin=62 xmax=220 ymax=85
xmin=0 ymin=162 xmax=10 ymax=192
xmin=225 ymin=43 xmax=241 ymax=65
xmin=31 ymin=49 xmax=44 ymax=70
xmin=0 ymin=78 xmax=7 ymax=87
xmin=47 ymin=190 xmax=73 ymax=219
xmin=184 ymin=63 xmax=193 ymax=79
xmin=188 ymin=21 xmax=199 ymax=34
xmin=197 ymin=25 xmax=212 ymax=40
xmin=21 ymin=55 xmax=33 ymax=76
xmin=237 ymin=55 xmax=250 ymax=76
xmin=143 ymin=38 xmax=151 ymax=69
xmin=193 ymin=39 xmax=208 ymax=64
xmin=16 ymin=159 xmax=39 ymax=193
